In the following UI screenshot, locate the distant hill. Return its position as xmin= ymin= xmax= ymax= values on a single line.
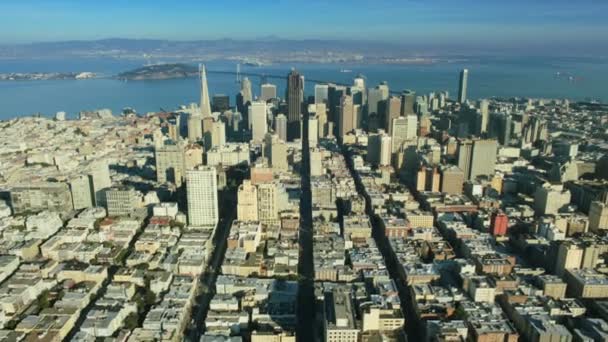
xmin=116 ymin=63 xmax=198 ymax=80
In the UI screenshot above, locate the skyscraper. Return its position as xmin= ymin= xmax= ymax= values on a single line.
xmin=458 ymin=69 xmax=468 ymax=104
xmin=470 ymin=140 xmax=497 ymax=180
xmin=186 ymin=165 xmax=218 ymax=228
xmin=241 ymin=77 xmax=253 ymax=105
xmin=309 ymin=116 xmax=318 ymax=146
xmin=589 ymin=195 xmax=608 ymax=232
xmin=155 ymin=140 xmax=187 ymax=186
xmin=315 ymin=84 xmax=329 ymax=104
xmin=338 ymin=94 xmax=355 ymax=139
xmin=199 ymin=64 xmax=212 ymax=118
xmin=70 ymin=175 xmax=94 ymax=210
xmin=211 ymin=120 xmax=226 ymax=148
xmin=264 ymin=133 xmax=288 ymax=172
xmin=479 ymin=99 xmax=490 ymax=134
xmin=257 ymin=181 xmax=282 ymax=225
xmin=261 ymin=83 xmax=277 ymax=102
xmin=315 ymin=103 xmax=328 ymax=138
xmin=351 ymin=75 xmax=367 ymax=106
xmin=275 ymin=114 xmax=287 ymax=142
xmin=287 ymin=69 xmax=304 ymax=140
xmin=249 ymin=101 xmax=268 ymax=142
xmin=405 ymin=114 xmax=418 ymax=140
xmin=457 ymin=139 xmax=474 ymax=181
xmin=440 ymin=165 xmax=465 ymax=194
xmin=187 ymin=113 xmax=203 ymax=142
xmin=368 ymin=82 xmax=389 ymax=116
xmin=401 ymin=90 xmax=416 ymax=115
xmin=367 ymin=130 xmax=391 ymax=166
xmin=89 ymin=160 xmax=112 ymax=207
xmin=385 ymin=96 xmax=402 ymax=134
xmin=212 ymin=94 xmax=230 ymax=112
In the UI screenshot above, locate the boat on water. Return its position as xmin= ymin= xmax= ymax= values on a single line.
xmin=340 ymin=69 xmax=353 ymax=73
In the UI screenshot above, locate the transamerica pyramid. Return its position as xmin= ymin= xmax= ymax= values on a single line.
xmin=199 ymin=64 xmax=212 ymax=117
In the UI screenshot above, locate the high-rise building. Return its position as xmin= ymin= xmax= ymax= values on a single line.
xmin=155 ymin=140 xmax=187 ymax=186
xmin=441 ymin=166 xmax=465 ymax=194
xmin=212 ymin=94 xmax=230 ymax=112
xmin=260 ymin=83 xmax=277 ymax=102
xmin=310 ymin=149 xmax=324 ymax=177
xmin=338 ymin=95 xmax=355 ymax=139
xmin=201 ymin=116 xmax=215 ymax=150
xmin=309 ymin=116 xmax=319 ymax=146
xmin=275 ymin=114 xmax=287 ymax=142
xmin=367 ymin=130 xmax=391 ymax=166
xmin=187 ymin=113 xmax=203 ymax=142
xmin=105 ymin=187 xmax=139 ymax=217
xmin=70 ymin=175 xmax=94 ymax=210
xmin=458 ymin=69 xmax=468 ymax=104
xmin=489 ymin=112 xmax=512 ymax=145
xmin=458 ymin=139 xmax=493 ymax=180
xmin=368 ymin=82 xmax=389 ymax=116
xmin=555 ymin=241 xmax=583 ymax=277
xmin=10 ymin=183 xmax=73 ymax=214
xmin=479 ymin=99 xmax=490 ymax=134
xmin=588 ymin=197 xmax=608 ymax=232
xmin=457 ymin=140 xmax=473 ymax=181
xmin=315 ymin=103 xmax=328 ymax=138
xmin=401 ymin=90 xmax=416 ymax=115
xmin=405 ymin=114 xmax=418 ymax=140
xmin=315 ymin=84 xmax=329 ymax=104
xmin=534 ymin=184 xmax=571 ymax=216
xmin=458 ymin=139 xmax=498 ymax=181
xmin=264 ymin=133 xmax=288 ymax=172
xmin=490 ymin=211 xmax=509 ymax=236
xmin=385 ymin=96 xmax=402 ymax=134
xmin=237 ymin=180 xmax=258 ymax=221
xmin=416 ymin=167 xmax=427 ymax=192
xmin=184 ymin=144 xmax=204 ymax=171
xmin=249 ymin=101 xmax=268 ymax=142
xmin=241 ymin=77 xmax=253 ymax=105
xmin=287 ymin=69 xmax=304 ymax=140
xmin=186 ymin=166 xmax=218 ymax=228
xmin=469 ymin=139 xmax=498 ymax=181
xmin=89 ymin=160 xmax=112 ymax=207
xmin=211 ymin=120 xmax=226 ymax=148
xmin=391 ymin=117 xmax=408 ymax=153
xmin=426 ymin=167 xmax=441 ymax=192
xmin=257 ymin=181 xmax=280 ymax=225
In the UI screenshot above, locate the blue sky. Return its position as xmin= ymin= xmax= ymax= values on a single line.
xmin=1 ymin=0 xmax=607 ymax=48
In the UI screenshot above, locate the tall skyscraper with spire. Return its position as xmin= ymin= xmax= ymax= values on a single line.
xmin=199 ymin=64 xmax=212 ymax=117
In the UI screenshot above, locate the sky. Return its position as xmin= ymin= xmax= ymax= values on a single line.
xmin=1 ymin=0 xmax=608 ymax=51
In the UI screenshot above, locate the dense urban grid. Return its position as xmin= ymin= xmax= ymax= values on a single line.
xmin=0 ymin=64 xmax=607 ymax=342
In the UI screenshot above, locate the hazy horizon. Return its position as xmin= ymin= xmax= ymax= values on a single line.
xmin=1 ymin=0 xmax=607 ymax=55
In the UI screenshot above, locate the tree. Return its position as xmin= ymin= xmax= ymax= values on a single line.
xmin=124 ymin=312 xmax=139 ymax=330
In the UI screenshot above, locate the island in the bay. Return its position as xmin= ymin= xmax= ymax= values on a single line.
xmin=116 ymin=63 xmax=199 ymax=80
xmin=0 ymin=71 xmax=96 ymax=81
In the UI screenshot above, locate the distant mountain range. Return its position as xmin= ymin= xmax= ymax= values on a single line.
xmin=0 ymin=38 xmax=412 ymax=62
xmin=0 ymin=38 xmax=605 ymax=63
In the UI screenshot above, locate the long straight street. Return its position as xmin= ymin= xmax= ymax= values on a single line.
xmin=297 ymin=114 xmax=315 ymax=342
